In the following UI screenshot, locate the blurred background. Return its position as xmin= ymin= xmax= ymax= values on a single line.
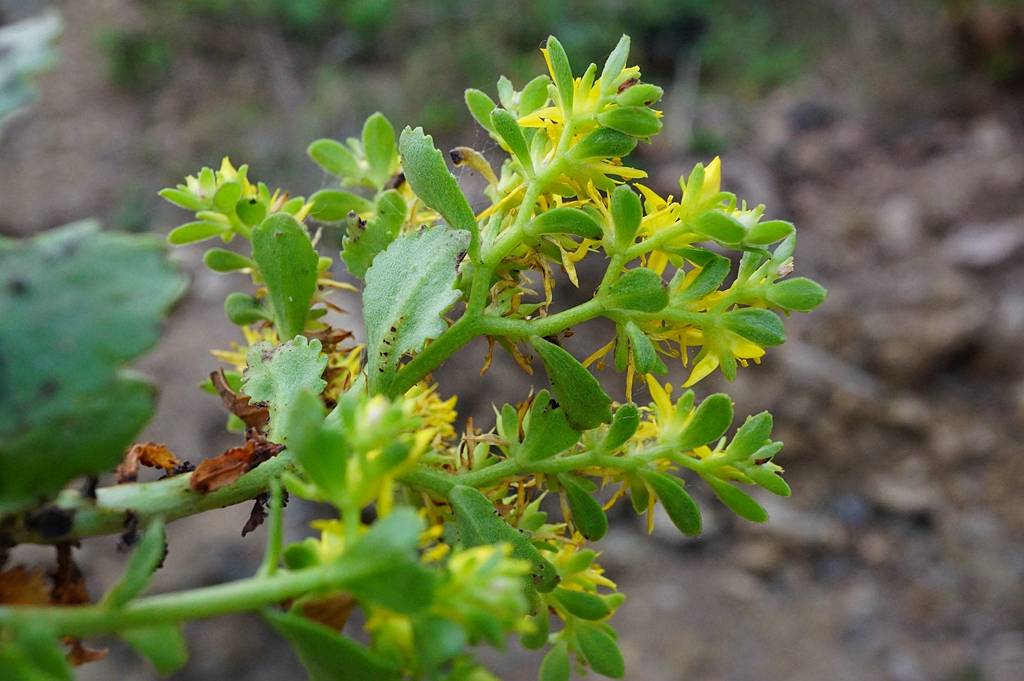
xmin=2 ymin=0 xmax=1024 ymax=679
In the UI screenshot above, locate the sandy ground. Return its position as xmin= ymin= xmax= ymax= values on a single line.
xmin=2 ymin=1 xmax=1023 ymax=680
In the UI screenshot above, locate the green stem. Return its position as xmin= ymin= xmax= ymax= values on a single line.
xmin=477 ymin=298 xmax=605 ymax=339
xmin=5 ymin=453 xmax=298 ymax=546
xmin=625 ymin=221 xmax=692 ymax=260
xmin=387 ymin=315 xmax=482 ymax=397
xmin=0 ymin=558 xmax=376 ymax=638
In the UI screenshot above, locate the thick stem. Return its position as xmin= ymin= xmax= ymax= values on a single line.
xmin=5 ymin=453 xmax=298 ymax=545
xmin=0 ymin=558 xmax=375 ymax=637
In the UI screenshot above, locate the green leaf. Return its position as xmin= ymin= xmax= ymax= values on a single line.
xmin=519 ymin=75 xmax=551 ymax=115
xmin=465 ymin=88 xmax=497 ymax=131
xmin=624 ymin=321 xmax=667 ymax=374
xmin=528 ymin=207 xmax=603 ymax=240
xmin=341 ymin=189 xmax=406 ymax=279
xmin=491 ymin=108 xmax=534 ymax=175
xmin=638 ymin=469 xmax=701 ymax=536
xmin=0 ymin=222 xmax=185 ymax=514
xmin=746 ymin=219 xmax=795 ymax=245
xmin=604 ymin=268 xmax=668 ymax=312
xmin=309 ymin=189 xmax=374 ymax=223
xmin=251 ymin=213 xmax=319 ymax=340
xmin=695 ymin=211 xmax=745 ymax=245
xmin=678 ymin=393 xmax=732 ymax=450
xmin=280 ymin=390 xmax=347 ymax=500
xmin=167 ymin=220 xmax=226 ymax=245
xmin=159 ymin=187 xmax=204 ymax=211
xmin=122 ymin=623 xmax=188 ymax=675
xmin=414 ymin=616 xmax=467 ymax=673
xmin=545 ymin=36 xmax=574 ymax=111
xmin=766 ymin=277 xmax=827 ymax=312
xmin=265 ymin=609 xmax=400 ymax=681
xmin=224 ymin=292 xmax=271 ymax=325
xmin=308 ymin=138 xmax=359 ymax=179
xmin=724 ymin=412 xmax=773 ymax=463
xmin=603 ymin=403 xmax=639 ymax=450
xmin=576 ymin=623 xmax=625 ymax=678
xmin=363 ymin=112 xmax=397 ymax=189
xmin=340 ymin=508 xmax=436 ymax=613
xmin=213 ymin=181 xmax=242 ymax=213
xmin=363 ymin=225 xmax=469 ymax=394
xmin=0 ymin=627 xmax=72 ymax=681
xmin=103 ymin=518 xmax=166 ymax=607
xmin=449 ymin=485 xmax=559 ymax=592
xmin=521 ymin=599 xmax=550 ymax=649
xmin=552 ymin=587 xmax=612 ymax=621
xmin=611 ymin=184 xmax=642 ymax=249
xmin=517 ymin=390 xmax=580 ymax=462
xmin=539 ymin=641 xmax=571 ymax=681
xmin=559 ymin=474 xmax=608 ymax=541
xmin=236 ymin=197 xmax=267 ymax=226
xmin=721 ymin=308 xmax=786 ymax=346
xmin=242 ymin=336 xmax=328 ymax=443
xmin=398 ymin=126 xmax=478 ymax=250
xmin=744 ymin=464 xmax=791 ymax=497
xmin=597 ymin=106 xmax=662 ymax=138
xmin=670 ymin=249 xmax=730 ymax=303
xmin=599 ymin=35 xmax=630 ymax=92
xmin=569 ymin=128 xmax=637 ymax=160
xmin=616 ymin=83 xmax=663 ymax=107
xmin=203 ymin=247 xmax=254 ymax=273
xmin=704 ymin=475 xmax=768 ymax=522
xmin=529 ymin=336 xmax=612 ymax=430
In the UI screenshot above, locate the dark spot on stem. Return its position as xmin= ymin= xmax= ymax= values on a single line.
xmin=25 ymin=507 xmax=75 ymax=540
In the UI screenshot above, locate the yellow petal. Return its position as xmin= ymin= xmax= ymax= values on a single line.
xmin=683 ymin=352 xmax=719 ymax=387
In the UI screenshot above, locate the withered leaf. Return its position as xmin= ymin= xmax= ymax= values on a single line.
xmin=241 ymin=493 xmax=268 ymax=537
xmin=0 ymin=565 xmax=51 ymax=605
xmin=52 ymin=543 xmax=90 ymax=606
xmin=301 ymin=593 xmax=356 ymax=631
xmin=190 ymin=440 xmax=283 ymax=494
xmin=116 ymin=442 xmax=181 ymax=484
xmin=66 ymin=638 xmax=108 ymax=666
xmin=210 ymin=368 xmax=269 ymax=430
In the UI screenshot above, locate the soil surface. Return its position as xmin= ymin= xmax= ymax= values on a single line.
xmin=2 ymin=2 xmax=1022 ymax=680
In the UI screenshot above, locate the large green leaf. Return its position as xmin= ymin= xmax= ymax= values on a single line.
xmin=363 ymin=226 xmax=469 ymax=394
xmin=449 ymin=485 xmax=558 ymax=592
xmin=242 ymin=336 xmax=328 ymax=443
xmin=397 ymin=127 xmax=478 ymax=250
xmin=529 ymin=337 xmax=612 ymax=430
xmin=341 ymin=189 xmax=406 ymax=279
xmin=0 ymin=221 xmax=185 ymax=515
xmin=251 ymin=213 xmax=319 ymax=341
xmin=264 ymin=609 xmax=400 ymax=681
xmin=121 ymin=623 xmax=188 ymax=675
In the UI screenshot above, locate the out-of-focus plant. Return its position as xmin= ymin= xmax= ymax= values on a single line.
xmin=0 ymin=35 xmax=825 ymax=680
xmin=0 ymin=9 xmax=61 ymax=132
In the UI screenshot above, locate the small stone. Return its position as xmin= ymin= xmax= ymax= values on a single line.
xmin=732 ymin=540 xmax=783 ymax=573
xmin=942 ymin=217 xmax=1024 ymax=269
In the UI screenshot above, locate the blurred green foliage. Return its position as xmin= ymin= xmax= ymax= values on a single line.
xmin=100 ymin=0 xmax=814 ymax=124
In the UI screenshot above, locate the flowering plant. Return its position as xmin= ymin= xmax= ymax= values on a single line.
xmin=0 ymin=35 xmax=825 ymax=680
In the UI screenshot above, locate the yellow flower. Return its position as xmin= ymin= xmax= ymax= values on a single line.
xmin=683 ymin=329 xmax=765 ymax=387
xmin=677 ymin=157 xmax=724 ymax=222
xmin=404 ymin=382 xmax=458 ymax=445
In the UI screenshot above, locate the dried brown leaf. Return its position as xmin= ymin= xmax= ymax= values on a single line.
xmin=116 ymin=442 xmax=180 ymax=483
xmin=190 ymin=440 xmax=283 ymax=494
xmin=0 ymin=565 xmax=51 ymax=605
xmin=66 ymin=639 xmax=108 ymax=666
xmin=210 ymin=368 xmax=269 ymax=430
xmin=301 ymin=594 xmax=356 ymax=631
